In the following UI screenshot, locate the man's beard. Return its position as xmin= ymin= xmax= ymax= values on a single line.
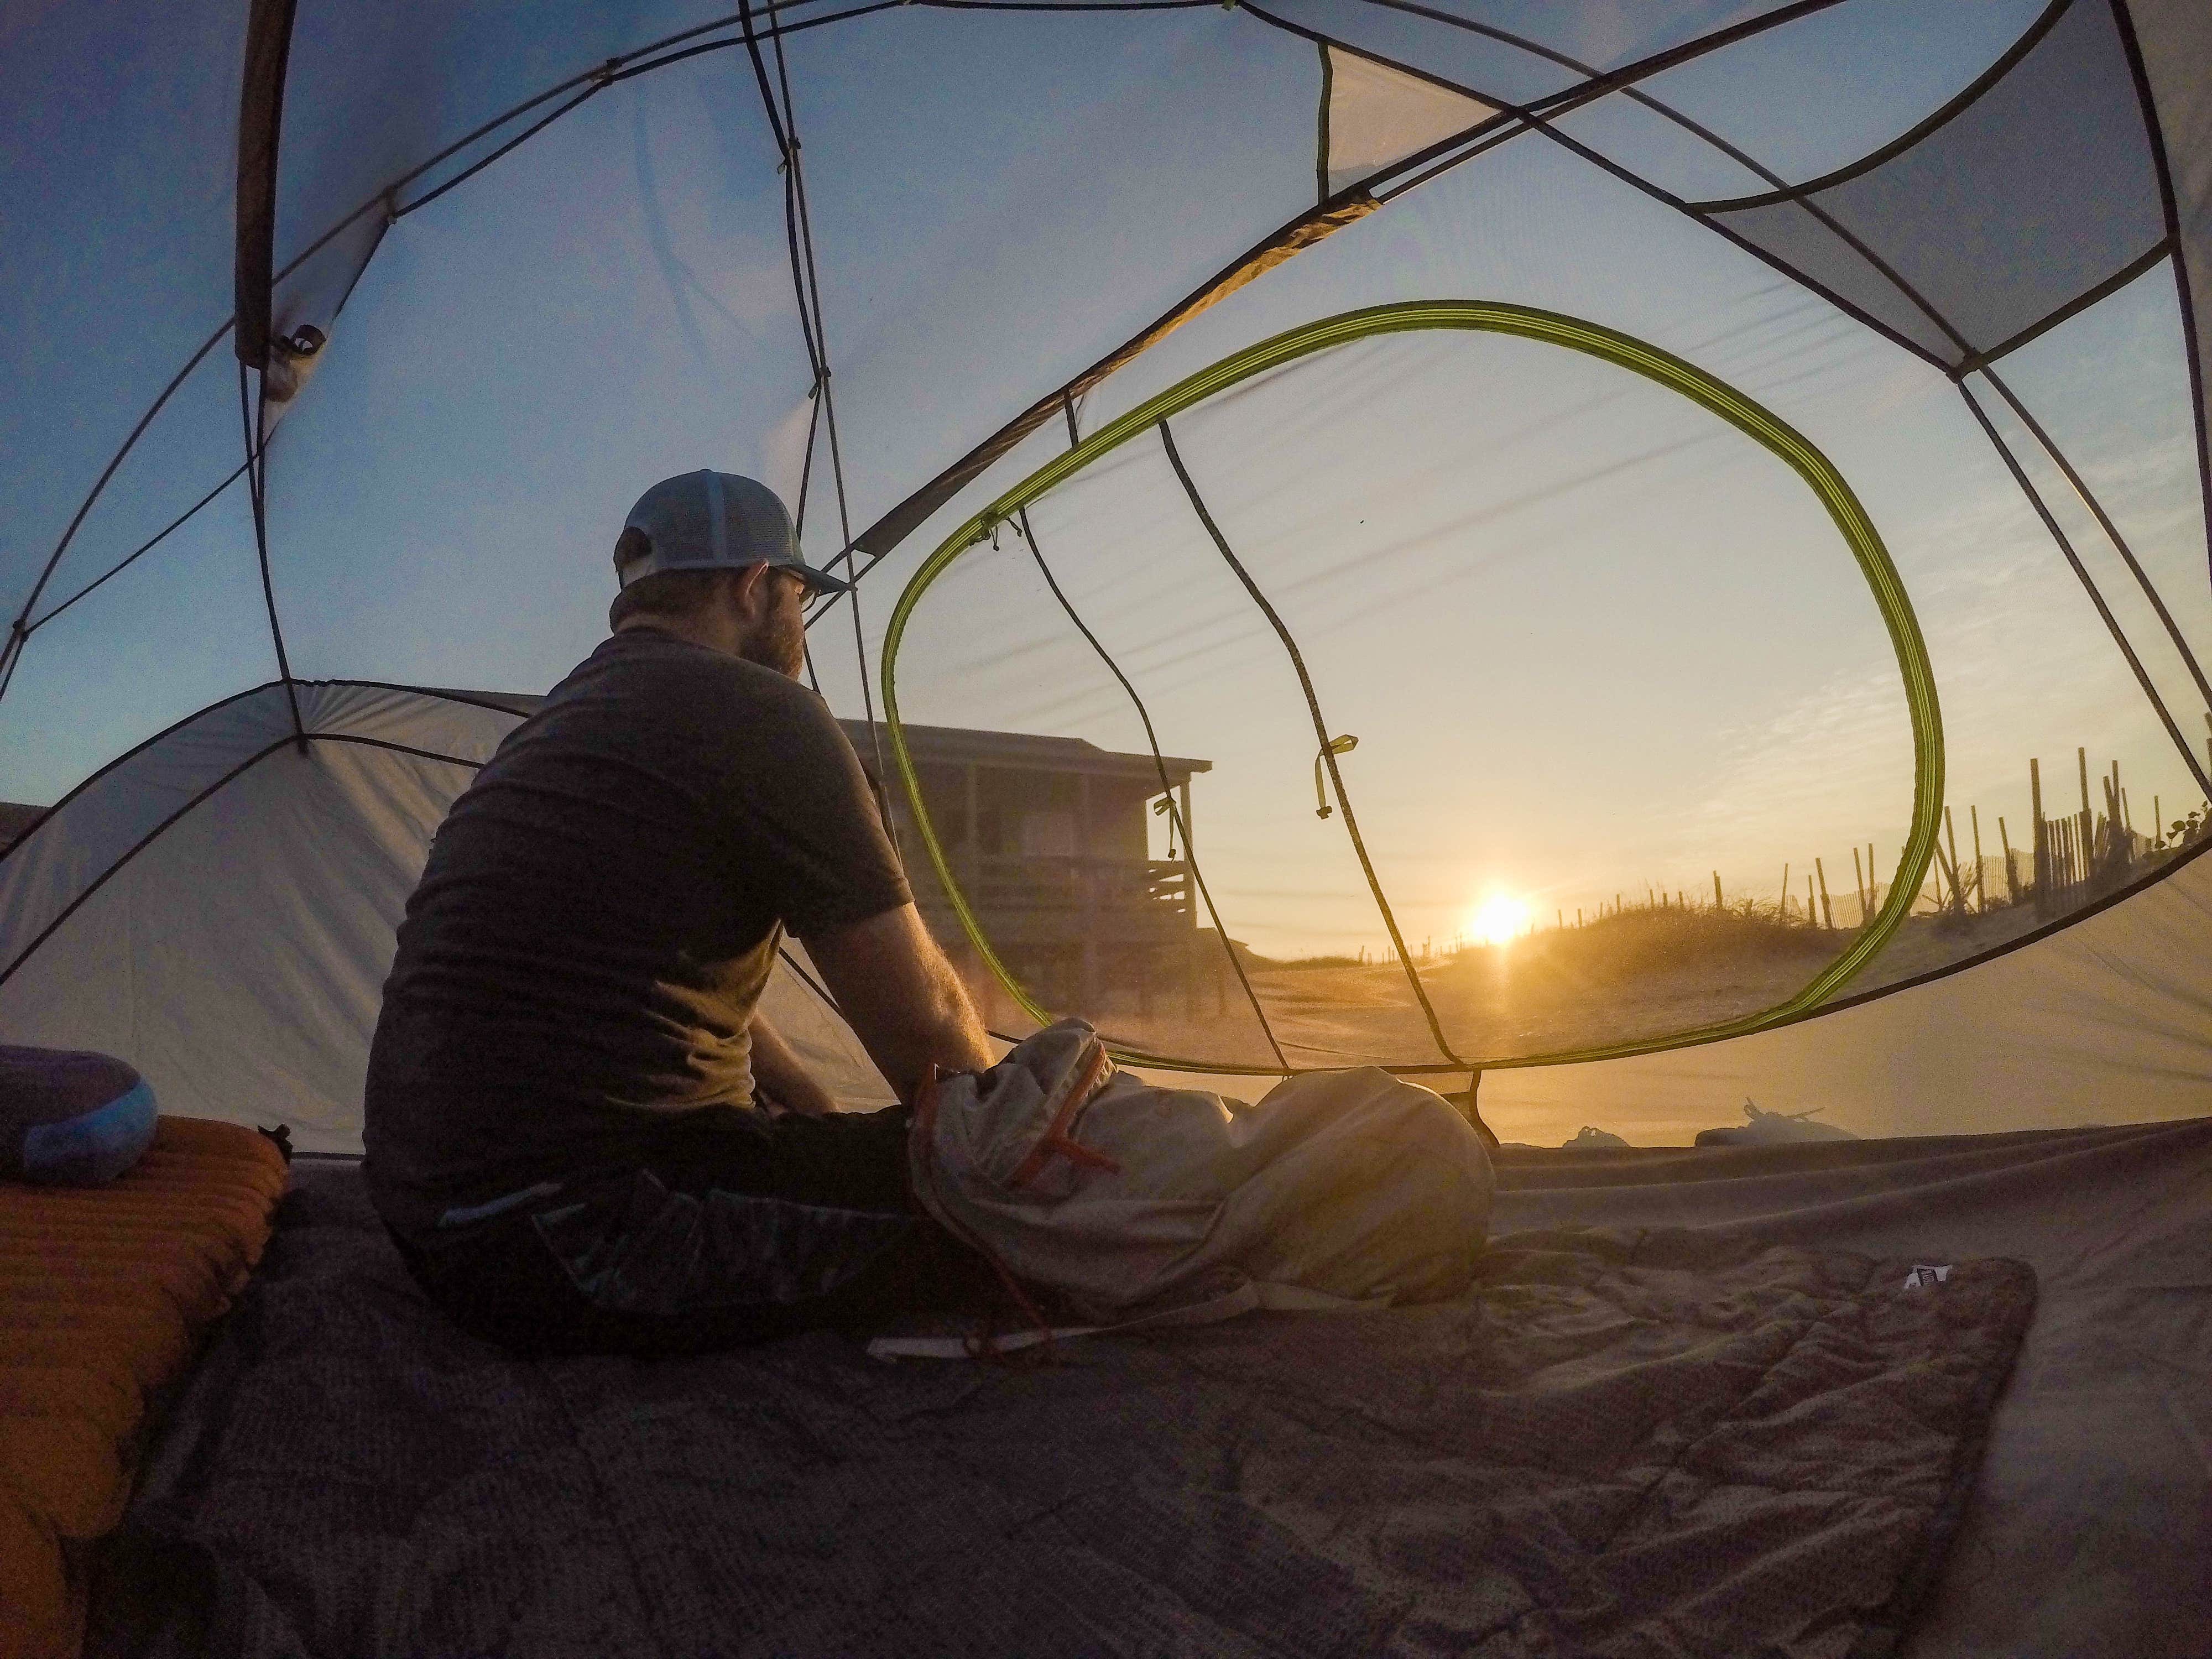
xmin=738 ymin=603 xmax=806 ymax=679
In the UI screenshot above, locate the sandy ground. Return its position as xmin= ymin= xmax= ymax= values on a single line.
xmin=1051 ymin=904 xmax=2056 ymax=1074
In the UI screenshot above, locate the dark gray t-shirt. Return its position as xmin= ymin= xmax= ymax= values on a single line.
xmin=363 ymin=628 xmax=910 ymax=1239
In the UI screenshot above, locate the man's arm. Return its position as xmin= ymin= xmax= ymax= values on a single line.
xmin=801 ymin=904 xmax=995 ymax=1103
xmin=747 ymin=1011 xmax=839 ymax=1118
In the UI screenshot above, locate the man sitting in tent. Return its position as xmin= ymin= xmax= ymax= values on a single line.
xmin=363 ymin=470 xmax=998 ymax=1358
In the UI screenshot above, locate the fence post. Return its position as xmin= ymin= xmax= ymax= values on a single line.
xmin=2101 ymin=775 xmax=2117 ymax=878
xmin=1815 ymin=857 xmax=1833 ymax=930
xmin=1969 ymin=806 xmax=1985 ymax=914
xmin=2030 ymin=758 xmax=2047 ymax=916
xmin=1943 ymin=806 xmax=1964 ymax=916
xmin=1713 ymin=871 xmax=1723 ymax=911
xmin=2077 ymin=747 xmax=2093 ymax=873
xmin=2000 ymin=815 xmax=2018 ymax=905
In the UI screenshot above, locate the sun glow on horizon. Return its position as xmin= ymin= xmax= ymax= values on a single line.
xmin=1468 ymin=892 xmax=1532 ymax=948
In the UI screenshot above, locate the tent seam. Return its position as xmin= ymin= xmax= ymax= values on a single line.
xmin=1157 ymin=419 xmax=1462 ymax=1068
xmin=0 ymin=737 xmax=297 ymax=989
xmin=0 ymin=682 xmax=285 ymax=872
xmin=1979 ymin=351 xmax=2212 ymax=713
xmin=24 ymin=461 xmax=255 ymax=637
xmin=1015 ymin=506 xmax=1291 ymax=1070
xmin=1948 ymin=238 xmax=2176 ymax=376
xmin=1956 ymin=379 xmax=2212 ymax=797
xmin=842 ymin=0 xmax=1875 ymax=586
xmin=1237 ymin=3 xmax=1963 ymax=373
xmin=0 ymin=731 xmax=490 ymax=990
xmin=1686 ymin=0 xmax=2078 ymax=212
xmin=2107 ymin=0 xmax=2212 ymax=598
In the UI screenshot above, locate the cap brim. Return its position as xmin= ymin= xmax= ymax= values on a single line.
xmin=795 ymin=564 xmax=852 ymax=596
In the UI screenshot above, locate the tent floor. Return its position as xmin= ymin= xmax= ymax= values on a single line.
xmin=85 ymin=1118 xmax=2209 ymax=1658
xmin=1490 ymin=1117 xmax=2212 ymax=1655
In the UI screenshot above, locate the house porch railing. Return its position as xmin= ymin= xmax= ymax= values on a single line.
xmin=948 ymin=854 xmax=1193 ymax=924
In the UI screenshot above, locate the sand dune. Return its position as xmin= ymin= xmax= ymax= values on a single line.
xmin=1063 ymin=904 xmax=2053 ymax=1072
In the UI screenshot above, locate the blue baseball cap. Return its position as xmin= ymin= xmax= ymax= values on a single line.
xmin=614 ymin=471 xmax=851 ymax=594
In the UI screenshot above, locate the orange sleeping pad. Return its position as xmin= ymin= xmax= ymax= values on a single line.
xmin=0 ymin=1117 xmax=288 ymax=1659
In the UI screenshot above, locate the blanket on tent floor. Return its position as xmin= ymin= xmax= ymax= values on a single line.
xmin=87 ymin=1158 xmax=2032 ymax=1659
xmin=1486 ymin=1117 xmax=2212 ymax=1658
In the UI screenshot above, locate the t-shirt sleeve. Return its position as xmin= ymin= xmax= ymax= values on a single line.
xmin=715 ymin=675 xmax=911 ymax=938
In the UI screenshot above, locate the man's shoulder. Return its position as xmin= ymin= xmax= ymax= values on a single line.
xmin=563 ymin=632 xmax=830 ymax=722
xmin=535 ymin=637 xmax=857 ymax=791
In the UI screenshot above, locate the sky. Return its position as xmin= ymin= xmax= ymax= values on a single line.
xmin=4 ymin=0 xmax=2207 ymax=969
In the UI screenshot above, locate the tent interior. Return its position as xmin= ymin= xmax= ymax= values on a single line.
xmin=3 ymin=0 xmax=2209 ymax=1652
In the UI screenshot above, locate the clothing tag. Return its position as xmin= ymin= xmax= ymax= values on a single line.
xmin=1902 ymin=1264 xmax=1952 ymax=1290
xmin=864 ymin=1281 xmax=1377 ymax=1362
xmin=868 ymin=1326 xmax=1095 ymax=1361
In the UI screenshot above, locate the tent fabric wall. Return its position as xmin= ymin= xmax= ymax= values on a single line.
xmin=0 ymin=733 xmax=467 ymax=1150
xmin=0 ymin=684 xmax=895 ymax=1152
xmin=2123 ymin=0 xmax=2212 ymax=575
xmin=0 ymin=681 xmax=514 ymax=981
xmin=1479 ymin=839 xmax=2212 ymax=1146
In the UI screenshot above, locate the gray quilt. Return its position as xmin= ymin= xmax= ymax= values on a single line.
xmin=91 ymin=1161 xmax=2032 ymax=1659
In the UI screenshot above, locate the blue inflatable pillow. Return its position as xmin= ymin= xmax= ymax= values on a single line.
xmin=1 ymin=1046 xmax=158 ymax=1185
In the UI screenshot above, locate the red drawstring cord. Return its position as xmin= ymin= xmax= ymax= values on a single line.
xmin=1004 ymin=1043 xmax=1119 ymax=1190
xmin=913 ymin=1065 xmax=1062 ymax=1365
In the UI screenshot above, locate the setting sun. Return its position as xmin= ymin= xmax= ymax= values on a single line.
xmin=1468 ymin=893 xmax=1531 ymax=948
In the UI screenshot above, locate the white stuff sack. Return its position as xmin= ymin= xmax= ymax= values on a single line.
xmin=907 ymin=1018 xmax=1495 ymax=1326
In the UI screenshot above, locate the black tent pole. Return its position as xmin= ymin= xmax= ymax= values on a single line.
xmin=1977 ymin=366 xmax=2212 ymax=713
xmin=1960 ymin=380 xmax=2211 ymax=796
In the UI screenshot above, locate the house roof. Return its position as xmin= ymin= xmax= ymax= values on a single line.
xmin=839 ymin=719 xmax=1209 ymax=786
xmin=415 ymin=689 xmax=1209 ymax=787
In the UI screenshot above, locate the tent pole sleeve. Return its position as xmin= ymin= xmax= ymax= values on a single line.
xmin=234 ymin=0 xmax=301 ymax=368
xmin=237 ymin=363 xmax=304 ymax=748
xmin=822 ymin=194 xmax=1380 ymax=586
xmin=2110 ymin=0 xmax=2212 ymax=598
